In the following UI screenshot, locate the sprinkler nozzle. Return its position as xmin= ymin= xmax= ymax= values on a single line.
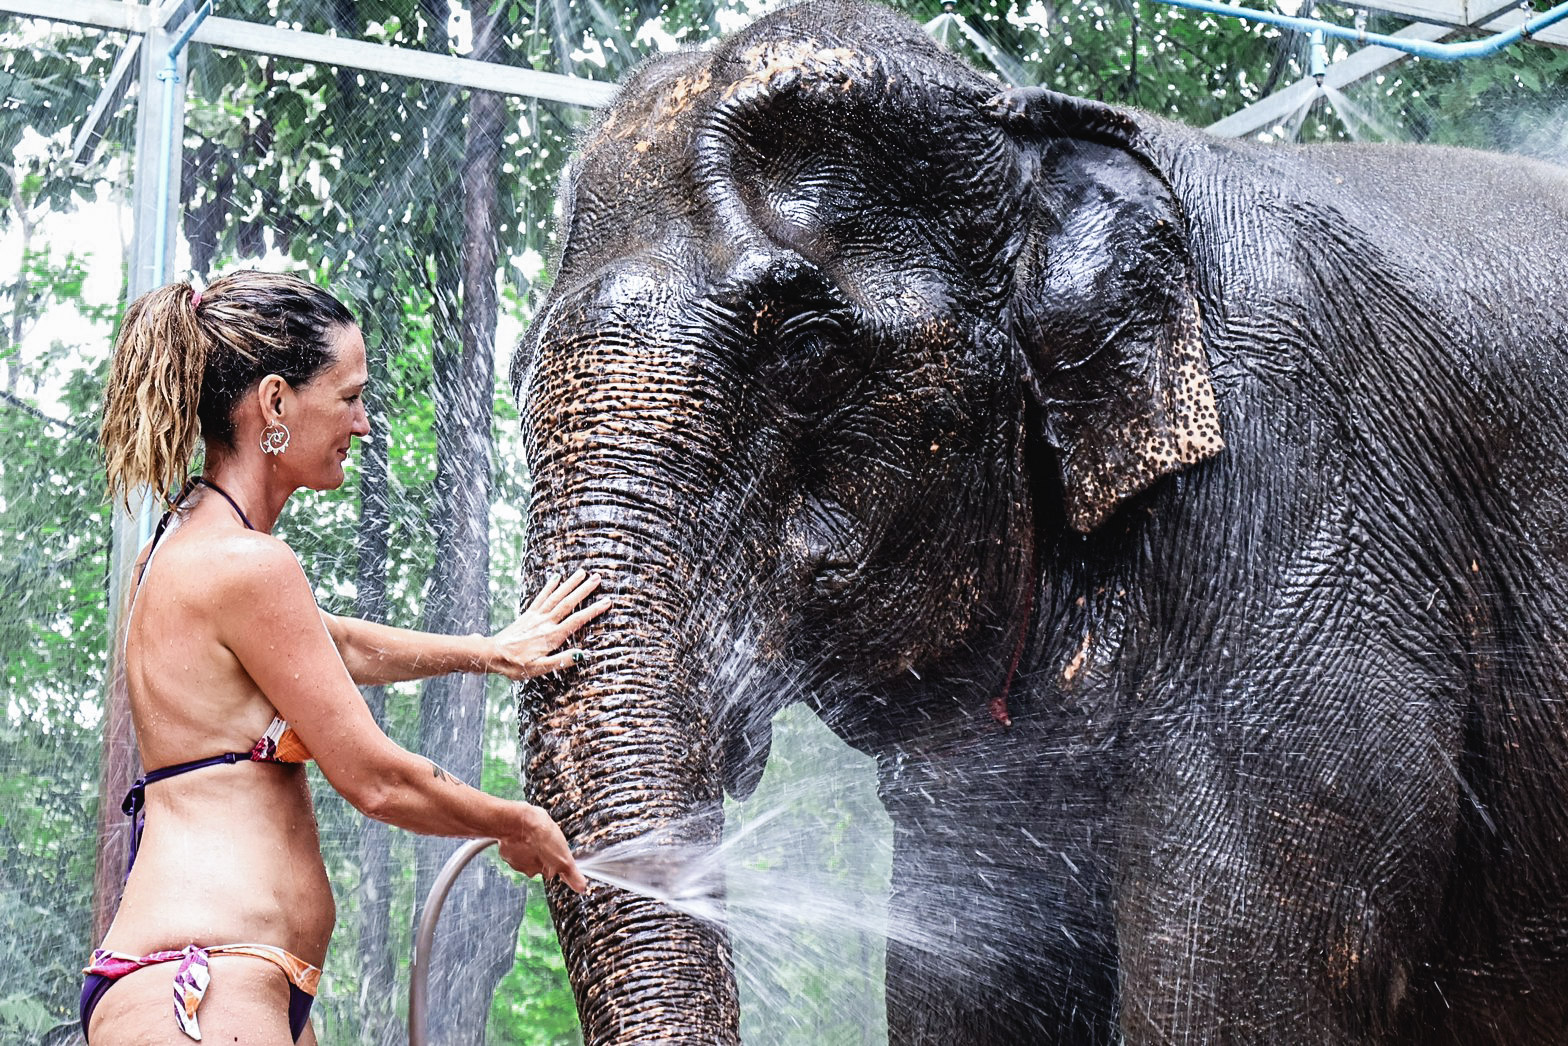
xmin=1309 ymin=29 xmax=1329 ymax=87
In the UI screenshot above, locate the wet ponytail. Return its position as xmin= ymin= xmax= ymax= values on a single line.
xmin=100 ymin=271 xmax=356 ymax=510
xmin=100 ymin=283 xmax=209 ymax=510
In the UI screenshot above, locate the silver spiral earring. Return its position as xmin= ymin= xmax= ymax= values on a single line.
xmin=260 ymin=420 xmax=291 ymax=455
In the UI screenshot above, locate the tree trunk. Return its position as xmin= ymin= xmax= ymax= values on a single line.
xmin=413 ymin=11 xmax=521 ymax=1043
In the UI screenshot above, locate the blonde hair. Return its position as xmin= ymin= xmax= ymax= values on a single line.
xmin=100 ymin=271 xmax=355 ymax=509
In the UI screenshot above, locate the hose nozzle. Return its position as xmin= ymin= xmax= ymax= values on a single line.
xmin=1310 ymin=28 xmax=1329 ymax=86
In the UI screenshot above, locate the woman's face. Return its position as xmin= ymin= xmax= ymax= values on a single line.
xmin=285 ymin=324 xmax=371 ymax=491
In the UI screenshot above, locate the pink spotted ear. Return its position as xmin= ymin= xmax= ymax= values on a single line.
xmin=1039 ymin=288 xmax=1223 ymax=533
xmin=1003 ymin=97 xmax=1224 ymax=532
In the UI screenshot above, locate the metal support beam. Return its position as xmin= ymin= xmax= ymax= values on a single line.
xmin=127 ymin=20 xmax=185 ymax=297
xmin=69 ymin=34 xmax=141 ymax=170
xmin=1339 ymin=0 xmax=1469 ymax=29
xmin=190 ymin=16 xmax=617 ymax=107
xmin=1 ymin=0 xmax=145 ymax=31
xmin=90 ymin=0 xmax=190 ymax=946
xmin=1208 ymin=22 xmax=1453 ymax=136
xmin=151 ymin=0 xmax=193 ymax=26
xmin=0 ymin=0 xmax=615 ymax=107
xmin=151 ymin=1 xmax=212 ymax=279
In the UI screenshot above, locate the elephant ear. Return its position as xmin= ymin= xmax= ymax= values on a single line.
xmin=998 ymin=89 xmax=1224 ymax=533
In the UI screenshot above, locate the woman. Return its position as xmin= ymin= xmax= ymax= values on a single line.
xmin=85 ymin=271 xmax=603 ymax=1044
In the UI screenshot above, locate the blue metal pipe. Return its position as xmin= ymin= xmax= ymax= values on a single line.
xmin=152 ymin=1 xmax=214 ymax=281
xmin=167 ymin=2 xmax=215 ymax=57
xmin=1150 ymin=0 xmax=1568 ymax=61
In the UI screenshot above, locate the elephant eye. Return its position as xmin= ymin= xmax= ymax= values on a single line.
xmin=767 ymin=311 xmax=867 ymax=409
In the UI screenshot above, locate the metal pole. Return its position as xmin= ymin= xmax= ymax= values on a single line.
xmin=0 ymin=0 xmax=617 ymax=107
xmin=410 ymin=838 xmax=511 ymax=1046
xmin=92 ymin=0 xmax=201 ymax=944
xmin=151 ymin=1 xmax=212 ymax=279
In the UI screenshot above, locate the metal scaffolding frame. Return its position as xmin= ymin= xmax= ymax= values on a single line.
xmin=4 ymin=0 xmax=618 ymax=106
xmin=7 ymin=0 xmax=1563 ymax=276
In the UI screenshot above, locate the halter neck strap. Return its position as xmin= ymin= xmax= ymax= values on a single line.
xmin=190 ymin=476 xmax=256 ymax=531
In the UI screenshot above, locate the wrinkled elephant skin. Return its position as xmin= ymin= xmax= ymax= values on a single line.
xmin=513 ymin=2 xmax=1568 ymax=1042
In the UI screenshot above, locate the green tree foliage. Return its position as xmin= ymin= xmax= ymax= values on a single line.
xmin=0 ymin=248 xmax=116 ymax=1043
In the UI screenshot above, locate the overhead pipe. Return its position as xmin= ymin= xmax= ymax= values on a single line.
xmin=1150 ymin=0 xmax=1568 ymax=60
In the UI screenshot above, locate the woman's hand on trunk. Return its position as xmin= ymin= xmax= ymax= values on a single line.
xmin=486 ymin=570 xmax=610 ymax=679
xmin=500 ymin=803 xmax=590 ymax=893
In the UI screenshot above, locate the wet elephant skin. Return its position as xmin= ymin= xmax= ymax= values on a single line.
xmin=511 ymin=1 xmax=1568 ymax=1042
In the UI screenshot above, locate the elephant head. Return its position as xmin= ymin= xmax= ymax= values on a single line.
xmin=514 ymin=1 xmax=1223 ymax=1040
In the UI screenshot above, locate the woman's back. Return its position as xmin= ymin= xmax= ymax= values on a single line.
xmin=103 ymin=495 xmax=336 ymax=966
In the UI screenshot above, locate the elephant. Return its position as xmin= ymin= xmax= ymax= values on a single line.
xmin=511 ymin=0 xmax=1568 ymax=1041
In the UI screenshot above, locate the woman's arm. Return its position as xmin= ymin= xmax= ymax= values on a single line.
xmin=322 ymin=571 xmax=608 ymax=685
xmin=218 ymin=536 xmax=588 ymax=890
xmin=319 ymin=614 xmax=487 ymax=685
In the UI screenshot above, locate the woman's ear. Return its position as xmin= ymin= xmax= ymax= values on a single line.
xmin=256 ymin=374 xmax=289 ymax=421
xmin=999 ymin=90 xmax=1224 ymax=533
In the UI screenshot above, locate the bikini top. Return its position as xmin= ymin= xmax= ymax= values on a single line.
xmin=120 ymin=477 xmax=314 ymax=864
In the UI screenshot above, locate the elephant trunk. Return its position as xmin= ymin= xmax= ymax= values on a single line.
xmin=521 ymin=437 xmax=745 ymax=1043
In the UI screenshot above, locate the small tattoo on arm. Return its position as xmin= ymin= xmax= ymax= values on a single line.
xmin=431 ymin=762 xmax=452 ymax=783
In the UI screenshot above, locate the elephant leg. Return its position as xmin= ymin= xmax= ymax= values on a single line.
xmin=1114 ymin=711 xmax=1458 ymax=1046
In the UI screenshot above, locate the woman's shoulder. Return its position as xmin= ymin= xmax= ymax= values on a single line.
xmin=159 ymin=524 xmax=306 ymax=600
